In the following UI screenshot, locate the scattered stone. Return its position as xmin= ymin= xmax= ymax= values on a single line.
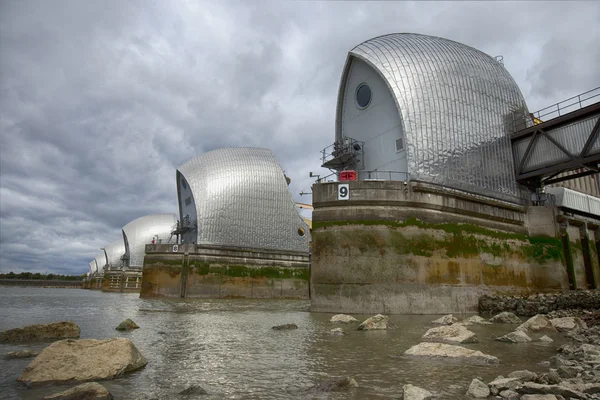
xmin=550 ymin=317 xmax=587 ymax=332
xmin=489 ymin=377 xmax=521 ymax=392
xmin=464 ymin=315 xmax=492 ymax=325
xmin=517 ymin=315 xmax=557 ymax=333
xmin=535 ymin=371 xmax=561 ymax=385
xmin=499 ymin=389 xmax=520 ymax=399
xmin=557 ymin=366 xmax=580 ymax=379
xmin=330 ymin=314 xmax=358 ymax=324
xmin=5 ymin=349 xmax=39 ymax=359
xmin=479 ymin=291 xmax=600 ymax=317
xmin=521 ymin=395 xmax=558 ymax=400
xmin=329 ymin=328 xmax=345 ymax=336
xmin=403 ymin=384 xmax=433 ymax=400
xmin=508 ymin=370 xmax=538 ymax=382
xmin=179 ymin=385 xmax=207 ymax=396
xmin=422 ymin=324 xmax=478 ymax=344
xmin=313 ymin=377 xmax=358 ymax=392
xmin=537 ymin=361 xmax=551 ymax=368
xmin=0 ymin=321 xmax=80 ymax=343
xmin=489 ymin=312 xmax=522 ymax=324
xmin=431 ymin=314 xmax=458 ymax=325
xmin=539 ymin=335 xmax=554 ymax=343
xmin=17 ymin=338 xmax=147 ymax=388
xmin=272 ymin=324 xmax=298 ymax=330
xmin=495 ymin=330 xmax=532 ymax=343
xmin=466 ymin=378 xmax=490 ymax=398
xmin=404 ymin=342 xmax=499 ymax=365
xmin=516 ymin=382 xmax=585 ymax=399
xmin=116 ymin=319 xmax=139 ymax=331
xmin=357 ymin=314 xmax=388 ymax=330
xmin=43 ymin=382 xmax=113 ymax=399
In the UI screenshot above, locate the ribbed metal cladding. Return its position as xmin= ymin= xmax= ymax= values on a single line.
xmin=343 ymin=33 xmax=529 ymax=202
xmin=177 ymin=147 xmax=310 ymax=253
xmin=103 ymin=239 xmax=125 ymax=269
xmin=94 ymin=253 xmax=107 ymax=273
xmin=88 ymin=260 xmax=97 ymax=275
xmin=122 ymin=213 xmax=177 ymax=268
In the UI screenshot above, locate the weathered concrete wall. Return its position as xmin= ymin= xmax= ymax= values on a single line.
xmin=141 ymin=244 xmax=310 ymax=299
xmin=311 ymin=180 xmax=569 ymax=314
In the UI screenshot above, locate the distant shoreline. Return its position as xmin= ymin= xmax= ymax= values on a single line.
xmin=0 ymin=279 xmax=83 ymax=289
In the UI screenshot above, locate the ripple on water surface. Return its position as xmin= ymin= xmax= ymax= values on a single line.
xmin=0 ymin=287 xmax=564 ymax=399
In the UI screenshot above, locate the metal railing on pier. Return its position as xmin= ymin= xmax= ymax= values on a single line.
xmin=314 ymin=170 xmax=408 ymax=183
xmin=511 ymin=87 xmax=600 ymax=133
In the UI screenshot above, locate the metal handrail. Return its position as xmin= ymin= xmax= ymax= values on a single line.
xmin=511 ymin=87 xmax=600 ymax=133
xmin=314 ymin=170 xmax=409 ymax=183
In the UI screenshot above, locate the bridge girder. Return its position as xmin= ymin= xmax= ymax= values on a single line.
xmin=511 ymin=102 xmax=600 ymax=190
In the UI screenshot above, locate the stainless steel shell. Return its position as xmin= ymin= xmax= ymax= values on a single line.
xmin=103 ymin=239 xmax=125 ymax=270
xmin=94 ymin=253 xmax=106 ymax=273
xmin=88 ymin=260 xmax=97 ymax=275
xmin=338 ymin=33 xmax=530 ymax=202
xmin=122 ymin=213 xmax=177 ymax=268
xmin=176 ymin=147 xmax=310 ymax=253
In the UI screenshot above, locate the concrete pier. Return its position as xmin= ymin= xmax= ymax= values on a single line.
xmin=102 ymin=270 xmax=142 ymax=293
xmin=309 ymin=180 xmax=586 ymax=314
xmin=140 ymin=244 xmax=310 ymax=299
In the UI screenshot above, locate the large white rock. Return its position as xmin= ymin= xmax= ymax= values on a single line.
xmin=404 ymin=342 xmax=499 ymax=365
xmin=422 ymin=324 xmax=478 ymax=344
xmin=464 ymin=316 xmax=492 ymax=325
xmin=495 ymin=330 xmax=532 ymax=343
xmin=550 ymin=317 xmax=587 ymax=332
xmin=17 ymin=338 xmax=147 ymax=388
xmin=431 ymin=314 xmax=458 ymax=325
xmin=43 ymin=382 xmax=113 ymax=399
xmin=467 ymin=378 xmax=490 ymax=398
xmin=403 ymin=384 xmax=433 ymax=400
xmin=489 ymin=312 xmax=521 ymax=324
xmin=539 ymin=335 xmax=553 ymax=343
xmin=330 ymin=314 xmax=358 ymax=324
xmin=357 ymin=314 xmax=388 ymax=330
xmin=516 ymin=315 xmax=557 ymax=333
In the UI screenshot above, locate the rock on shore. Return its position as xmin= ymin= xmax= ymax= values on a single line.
xmin=357 ymin=314 xmax=388 ymax=330
xmin=495 ymin=330 xmax=532 ymax=343
xmin=403 ymin=384 xmax=433 ymax=400
xmin=422 ymin=324 xmax=478 ymax=344
xmin=43 ymin=382 xmax=113 ymax=399
xmin=115 ymin=319 xmax=139 ymax=331
xmin=479 ymin=291 xmax=600 ymax=317
xmin=0 ymin=322 xmax=80 ymax=343
xmin=550 ymin=317 xmax=587 ymax=332
xmin=17 ymin=338 xmax=147 ymax=388
xmin=5 ymin=349 xmax=39 ymax=359
xmin=431 ymin=314 xmax=458 ymax=325
xmin=489 ymin=312 xmax=522 ymax=324
xmin=404 ymin=342 xmax=499 ymax=365
xmin=330 ymin=314 xmax=358 ymax=324
xmin=516 ymin=315 xmax=557 ymax=333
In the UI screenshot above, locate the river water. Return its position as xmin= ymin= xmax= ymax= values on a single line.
xmin=0 ymin=287 xmax=566 ymax=399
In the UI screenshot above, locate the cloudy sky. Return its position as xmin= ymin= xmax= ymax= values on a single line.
xmin=1 ymin=0 xmax=599 ymax=275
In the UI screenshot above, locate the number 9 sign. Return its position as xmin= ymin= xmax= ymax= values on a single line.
xmin=338 ymin=183 xmax=350 ymax=200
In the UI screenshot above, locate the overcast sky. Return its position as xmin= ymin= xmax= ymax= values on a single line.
xmin=1 ymin=0 xmax=599 ymax=275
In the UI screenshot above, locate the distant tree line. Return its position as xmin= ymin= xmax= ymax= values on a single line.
xmin=0 ymin=272 xmax=86 ymax=281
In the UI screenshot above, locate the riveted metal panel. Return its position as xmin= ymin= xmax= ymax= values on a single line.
xmin=103 ymin=239 xmax=125 ymax=270
xmin=177 ymin=147 xmax=310 ymax=253
xmin=339 ymin=33 xmax=529 ymax=202
xmin=122 ymin=213 xmax=177 ymax=268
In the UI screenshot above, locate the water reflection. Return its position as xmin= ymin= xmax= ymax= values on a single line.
xmin=0 ymin=287 xmax=563 ymax=399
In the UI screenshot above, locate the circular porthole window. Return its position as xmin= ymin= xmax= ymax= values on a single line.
xmin=355 ymin=83 xmax=371 ymax=109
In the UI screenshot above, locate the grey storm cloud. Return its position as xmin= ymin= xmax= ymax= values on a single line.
xmin=1 ymin=0 xmax=599 ymax=274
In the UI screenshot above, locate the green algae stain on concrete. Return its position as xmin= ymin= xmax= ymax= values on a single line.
xmin=313 ymin=218 xmax=564 ymax=265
